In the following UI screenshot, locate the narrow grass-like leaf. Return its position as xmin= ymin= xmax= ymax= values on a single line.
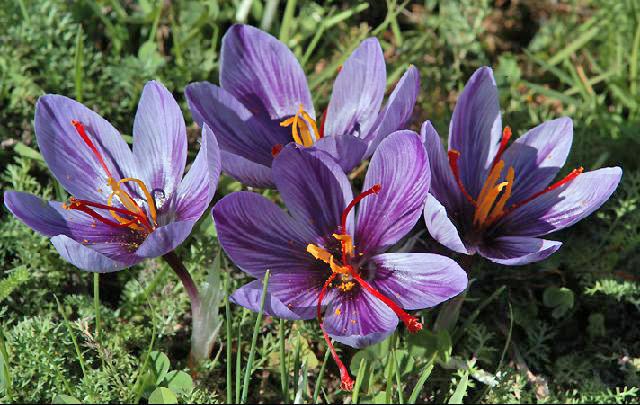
xmin=279 ymin=0 xmax=297 ymax=43
xmin=240 ymin=270 xmax=270 ymax=403
xmin=393 ymin=350 xmax=404 ymax=404
xmin=453 ymin=286 xmax=505 ymax=344
xmin=351 ymin=358 xmax=367 ymax=404
xmin=93 ymin=274 xmax=100 ymax=339
xmin=312 ymin=348 xmax=331 ymax=403
xmin=447 ymin=372 xmax=469 ymax=404
xmin=54 ymin=295 xmax=86 ymax=377
xmin=74 ymin=25 xmax=83 ymax=103
xmin=0 ymin=328 xmax=12 ymax=401
xmin=225 ymin=280 xmax=233 ymax=404
xmin=408 ymin=353 xmax=437 ymax=404
xmin=279 ymin=318 xmax=289 ymax=402
xmin=547 ymin=22 xmax=601 ymax=66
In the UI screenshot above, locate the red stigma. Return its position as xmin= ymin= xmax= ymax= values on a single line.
xmin=71 ymin=120 xmax=112 ymax=178
xmin=340 ymin=184 xmax=381 ymax=236
xmin=317 ymin=273 xmax=354 ymax=391
xmin=318 ymin=109 xmax=328 ymax=139
xmin=505 ymin=167 xmax=584 ymax=216
xmin=271 ymin=144 xmax=284 ymax=157
xmin=491 ymin=126 xmax=512 ymax=169
xmin=448 ymin=150 xmax=476 ymax=206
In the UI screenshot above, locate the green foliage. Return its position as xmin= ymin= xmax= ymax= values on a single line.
xmin=1 ymin=0 xmax=639 ymax=403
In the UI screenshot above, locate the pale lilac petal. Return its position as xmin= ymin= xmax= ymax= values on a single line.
xmin=324 ymin=38 xmax=386 ymax=139
xmin=230 ymin=280 xmax=305 ymax=320
xmin=273 ymin=145 xmax=354 ymax=237
xmin=501 ymin=117 xmax=573 ymax=203
xmin=369 ymin=253 xmax=467 ymax=310
xmin=185 ymin=81 xmax=289 ymax=167
xmin=267 ymin=271 xmax=333 ymax=320
xmin=323 ymin=287 xmax=397 ymax=349
xmin=212 ymin=191 xmax=319 ymax=279
xmin=356 ymin=131 xmax=430 ymax=254
xmin=174 ymin=124 xmax=221 ymax=222
xmin=35 ymin=95 xmax=136 ymax=202
xmin=132 ymin=81 xmax=187 ymax=195
xmin=220 ymin=150 xmax=274 ymax=188
xmin=220 ymin=24 xmax=314 ymax=120
xmin=51 ymin=235 xmax=131 ymax=272
xmin=421 ymin=121 xmax=467 ymax=214
xmin=449 ymin=67 xmax=502 ymax=198
xmin=478 ymin=236 xmax=562 ymax=265
xmin=498 ymin=167 xmax=622 ymax=237
xmin=135 ymin=220 xmax=196 ymax=258
xmin=365 ymin=65 xmax=420 ymax=157
xmin=5 ymin=191 xmax=141 ymax=267
xmin=313 ymin=135 xmax=368 ymax=173
xmin=423 ymin=194 xmax=468 ymax=254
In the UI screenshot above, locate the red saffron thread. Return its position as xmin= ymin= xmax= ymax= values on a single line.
xmin=448 ymin=150 xmax=476 ymax=205
xmin=71 ymin=120 xmax=113 ymax=178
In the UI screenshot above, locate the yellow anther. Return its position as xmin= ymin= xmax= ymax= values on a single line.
xmin=333 ymin=234 xmax=354 ymax=257
xmin=279 ymin=104 xmax=318 ymax=147
xmin=473 ymin=160 xmax=516 ymax=228
xmin=335 ymin=308 xmax=342 ymax=315
xmin=307 ymin=243 xmax=351 ymax=274
xmin=119 ymin=177 xmax=158 ymax=225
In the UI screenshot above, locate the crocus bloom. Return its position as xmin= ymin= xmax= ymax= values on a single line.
xmin=4 ymin=81 xmax=221 ymax=272
xmin=213 ymin=131 xmax=467 ymax=389
xmin=185 ymin=24 xmax=419 ymax=188
xmin=423 ymin=67 xmax=622 ymax=265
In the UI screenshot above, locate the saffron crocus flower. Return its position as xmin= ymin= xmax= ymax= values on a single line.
xmin=3 ymin=81 xmax=221 ymax=272
xmin=185 ymin=24 xmax=419 ymax=188
xmin=423 ymin=67 xmax=622 ymax=265
xmin=213 ymin=131 xmax=467 ymax=390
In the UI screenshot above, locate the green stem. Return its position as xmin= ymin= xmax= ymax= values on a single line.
xmin=240 ymin=271 xmax=271 ymax=403
xmin=93 ymin=273 xmax=100 ymax=339
xmin=225 ymin=281 xmax=233 ymax=404
xmin=279 ymin=0 xmax=297 ymax=43
xmin=312 ymin=348 xmax=331 ymax=403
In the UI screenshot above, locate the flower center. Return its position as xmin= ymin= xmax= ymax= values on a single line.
xmin=279 ymin=104 xmax=323 ymax=148
xmin=305 ymin=184 xmax=422 ymax=391
xmin=62 ymin=120 xmax=158 ymax=235
xmin=448 ymin=126 xmax=583 ymax=229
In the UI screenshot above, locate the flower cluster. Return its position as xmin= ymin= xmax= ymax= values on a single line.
xmin=3 ymin=24 xmax=622 ymax=391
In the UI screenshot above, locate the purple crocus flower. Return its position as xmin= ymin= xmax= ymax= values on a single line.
xmin=423 ymin=67 xmax=622 ymax=265
xmin=3 ymin=81 xmax=221 ymax=272
xmin=185 ymin=24 xmax=419 ymax=188
xmin=212 ymin=131 xmax=467 ymax=389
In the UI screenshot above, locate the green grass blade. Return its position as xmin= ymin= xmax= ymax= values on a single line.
xmin=54 ymin=295 xmax=86 ymax=377
xmin=393 ymin=350 xmax=404 ymax=404
xmin=74 ymin=25 xmax=83 ymax=103
xmin=279 ymin=0 xmax=297 ymax=43
xmin=240 ymin=270 xmax=270 ymax=403
xmin=312 ymin=348 xmax=331 ymax=403
xmin=279 ymin=318 xmax=289 ymax=402
xmin=93 ymin=274 xmax=100 ymax=339
xmin=351 ymin=358 xmax=367 ymax=404
xmin=447 ymin=372 xmax=469 ymax=404
xmin=225 ymin=280 xmax=233 ymax=404
xmin=408 ymin=353 xmax=436 ymax=404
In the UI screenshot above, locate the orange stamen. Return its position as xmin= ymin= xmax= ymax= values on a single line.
xmin=448 ymin=150 xmax=476 ymax=205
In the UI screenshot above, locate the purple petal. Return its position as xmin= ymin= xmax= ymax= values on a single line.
xmin=174 ymin=124 xmax=221 ymax=222
xmin=135 ymin=220 xmax=196 ymax=259
xmin=212 ymin=191 xmax=319 ymax=279
xmin=51 ymin=235 xmax=131 ymax=272
xmin=501 ymin=117 xmax=573 ymax=204
xmin=323 ymin=287 xmax=398 ymax=349
xmin=34 ymin=95 xmax=136 ymax=202
xmin=369 ymin=253 xmax=468 ymax=310
xmin=323 ymin=38 xmax=386 ymax=139
xmin=478 ymin=236 xmax=562 ymax=265
xmin=220 ymin=150 xmax=274 ymax=188
xmin=272 ymin=145 xmax=354 ymax=237
xmin=267 ymin=271 xmax=332 ymax=319
xmin=185 ymin=82 xmax=288 ymax=168
xmin=5 ymin=191 xmax=140 ymax=267
xmin=498 ymin=167 xmax=622 ymax=237
xmin=365 ymin=65 xmax=420 ymax=157
xmin=423 ymin=194 xmax=468 ymax=254
xmin=449 ymin=67 xmax=502 ymax=198
xmin=230 ymin=280 xmax=305 ymax=320
xmin=355 ymin=131 xmax=430 ymax=254
xmin=220 ymin=24 xmax=314 ymax=120
xmin=313 ymin=135 xmax=368 ymax=173
xmin=421 ymin=121 xmax=466 ymax=214
xmin=132 ymin=81 xmax=187 ymax=195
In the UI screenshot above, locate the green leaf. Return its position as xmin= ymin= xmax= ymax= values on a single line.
xmin=52 ymin=394 xmax=81 ymax=404
xmin=165 ymin=370 xmax=193 ymax=397
xmin=543 ymin=287 xmax=574 ymax=318
xmin=148 ymin=387 xmax=178 ymax=404
xmin=0 ymin=265 xmax=29 ymax=303
xmin=447 ymin=372 xmax=469 ymax=404
xmin=149 ymin=351 xmax=171 ymax=384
